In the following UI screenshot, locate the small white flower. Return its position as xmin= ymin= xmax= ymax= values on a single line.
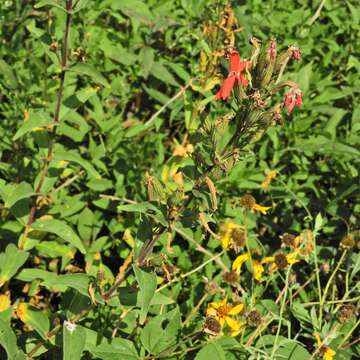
xmin=64 ymin=320 xmax=77 ymax=333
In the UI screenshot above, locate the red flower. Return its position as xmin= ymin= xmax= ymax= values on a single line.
xmin=215 ymin=48 xmax=250 ymax=101
xmin=289 ymin=46 xmax=301 ymax=61
xmin=283 ymin=88 xmax=303 ymax=114
xmin=267 ymin=39 xmax=277 ymax=61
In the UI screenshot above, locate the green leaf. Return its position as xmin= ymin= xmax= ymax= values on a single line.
xmin=151 ymin=62 xmax=179 ymax=87
xmin=140 ymin=307 xmax=180 ymax=355
xmin=63 ymin=322 xmax=86 ymax=360
xmin=118 ymin=202 xmax=166 ymax=226
xmin=13 ymin=111 xmax=52 ymax=141
xmin=69 ymin=64 xmax=109 ymax=88
xmin=16 ymin=268 xmax=57 ymax=282
xmin=53 ymin=150 xmax=101 ymax=179
xmin=0 ymin=59 xmax=19 ymax=89
xmin=34 ymin=0 xmax=67 ymax=11
xmin=73 ymin=0 xmax=90 ymax=12
xmin=31 ymin=218 xmax=86 ymax=254
xmin=41 ymin=273 xmax=90 ymax=297
xmin=60 ymin=87 xmax=98 ymax=121
xmin=195 ymin=342 xmax=227 ymax=360
xmin=133 ymin=265 xmax=157 ymax=324
xmin=17 ymin=303 xmax=49 ymax=340
xmin=88 ymin=338 xmax=138 ymax=360
xmin=0 ymin=244 xmax=29 ymax=287
xmin=0 ymin=319 xmax=24 ymax=360
xmin=4 ymin=182 xmax=35 ymax=208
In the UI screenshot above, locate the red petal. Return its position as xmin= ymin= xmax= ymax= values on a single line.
xmin=215 ymin=76 xmax=236 ymax=100
xmin=229 ymin=53 xmax=241 ymax=72
xmin=295 ymin=94 xmax=303 ymax=107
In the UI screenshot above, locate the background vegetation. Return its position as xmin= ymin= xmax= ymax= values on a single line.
xmin=0 ymin=0 xmax=359 ymax=359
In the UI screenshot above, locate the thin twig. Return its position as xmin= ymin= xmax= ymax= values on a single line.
xmin=173 ymin=225 xmax=228 ymax=272
xmin=102 ymin=250 xmax=134 ymax=301
xmin=308 ymin=0 xmax=326 ymax=27
xmin=20 ymin=0 xmax=73 ymax=249
xmin=144 ymin=83 xmax=191 ymax=127
xmin=53 ymin=170 xmax=84 ymax=192
xmin=156 ymin=250 xmax=226 ymax=293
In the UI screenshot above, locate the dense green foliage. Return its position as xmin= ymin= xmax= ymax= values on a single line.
xmin=0 ymin=0 xmax=359 ymax=359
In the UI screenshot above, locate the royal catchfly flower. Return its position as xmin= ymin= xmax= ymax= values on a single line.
xmin=283 ymin=87 xmax=303 ymax=114
xmin=215 ymin=47 xmax=251 ymax=101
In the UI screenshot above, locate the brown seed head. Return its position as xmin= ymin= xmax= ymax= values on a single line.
xmin=247 ymin=310 xmax=262 ymax=327
xmin=340 ymin=234 xmax=355 ymax=249
xmin=337 ymin=304 xmax=358 ymax=323
xmin=274 ymin=253 xmax=288 ymax=269
xmin=281 ymin=233 xmax=297 ymax=247
xmin=223 ymin=270 xmax=239 ymax=285
xmin=204 ymin=315 xmax=222 ymax=336
xmin=231 ymin=228 xmax=246 ymax=249
xmin=240 ymin=194 xmax=256 ymax=210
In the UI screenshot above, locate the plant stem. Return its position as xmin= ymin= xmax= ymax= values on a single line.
xmin=19 ymin=0 xmax=73 ymax=249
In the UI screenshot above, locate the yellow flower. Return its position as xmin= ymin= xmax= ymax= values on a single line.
xmin=206 ymin=299 xmax=244 ymax=336
xmin=240 ymin=194 xmax=271 ymax=215
xmin=260 ymin=170 xmax=277 ymax=191
xmin=252 ymin=260 xmax=265 ymax=281
xmin=0 ymin=292 xmax=11 ymax=312
xmin=262 ymin=252 xmax=299 ymax=271
xmin=232 ymin=254 xmax=265 ymax=281
xmin=16 ymin=303 xmax=30 ymax=322
xmin=315 ymin=334 xmax=336 ymax=360
xmin=219 ymin=220 xmax=246 ymax=250
xmin=232 ymin=253 xmax=250 ymax=274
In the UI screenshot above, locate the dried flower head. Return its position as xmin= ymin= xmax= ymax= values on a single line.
xmin=204 ymin=315 xmax=222 ymax=337
xmin=223 ymin=270 xmax=239 ymax=285
xmin=280 ymin=232 xmax=299 ymax=248
xmin=240 ymin=194 xmax=271 ymax=215
xmin=247 ymin=310 xmax=262 ymax=327
xmin=337 ymin=304 xmax=358 ymax=323
xmin=231 ymin=228 xmax=247 ymax=250
xmin=340 ymin=234 xmax=355 ymax=249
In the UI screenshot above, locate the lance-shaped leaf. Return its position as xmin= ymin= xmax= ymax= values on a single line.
xmin=133 ymin=265 xmax=157 ymax=324
xmin=34 ymin=0 xmax=67 ymax=11
xmin=68 ymin=64 xmax=109 ymax=88
xmin=13 ymin=111 xmax=52 ymax=141
xmin=4 ymin=182 xmax=36 ymax=208
xmin=0 ymin=319 xmax=26 ymax=359
xmin=31 ymin=218 xmax=86 ymax=254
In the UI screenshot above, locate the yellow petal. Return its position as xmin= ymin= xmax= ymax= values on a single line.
xmin=286 ymin=252 xmax=299 ymax=265
xmin=221 ymin=231 xmax=230 ymax=249
xmin=315 ymin=333 xmax=322 ymax=346
xmin=262 ymin=256 xmax=275 ymax=264
xmin=252 ymin=260 xmax=264 ymax=281
xmin=16 ymin=303 xmax=30 ymax=322
xmin=206 ymin=307 xmax=217 ymax=317
xmin=225 ymin=317 xmax=245 ymax=336
xmin=324 ymin=347 xmax=336 ymax=360
xmin=253 ymin=203 xmax=271 ymax=215
xmin=228 ymin=303 xmax=244 ymax=315
xmin=218 ymin=317 xmax=225 ymax=327
xmin=0 ymin=293 xmax=11 ymax=312
xmin=232 ymin=253 xmax=250 ymax=273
